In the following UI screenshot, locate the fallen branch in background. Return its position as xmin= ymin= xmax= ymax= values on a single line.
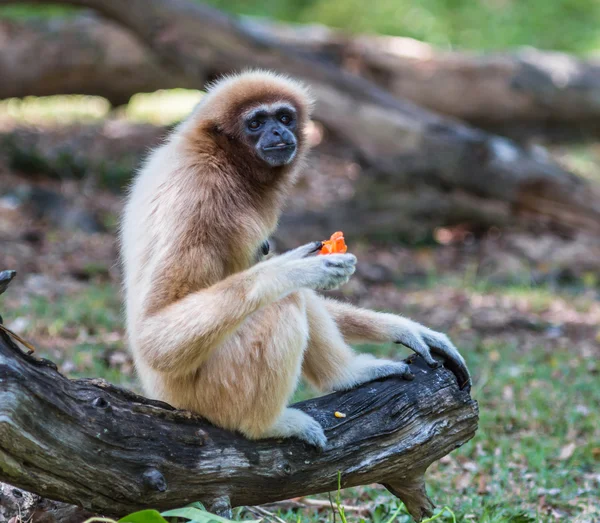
xmin=0 ymin=16 xmax=194 ymax=106
xmin=1 ymin=0 xmax=600 ymax=243
xmin=0 ymin=271 xmax=478 ymax=522
xmin=5 ymin=15 xmax=600 ymax=128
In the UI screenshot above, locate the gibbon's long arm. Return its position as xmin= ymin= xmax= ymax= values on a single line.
xmin=135 ymin=244 xmax=356 ymax=375
xmin=318 ymin=295 xmax=472 ymax=389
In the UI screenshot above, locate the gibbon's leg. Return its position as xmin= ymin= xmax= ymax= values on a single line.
xmin=319 ymin=295 xmax=471 ymax=388
xmin=197 ymin=293 xmax=328 ymax=449
xmin=135 ymin=242 xmax=356 ymax=376
xmin=301 ymin=290 xmax=415 ymax=392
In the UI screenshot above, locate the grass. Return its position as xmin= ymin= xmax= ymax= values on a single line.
xmin=3 ymin=0 xmax=600 ymax=54
xmin=123 ymin=89 xmax=204 ymax=125
xmin=1 ymin=276 xmax=598 ymax=522
xmin=1 ymin=284 xmax=135 ymax=388
xmin=431 ymin=338 xmax=599 ymax=521
xmin=0 ymin=90 xmax=204 ymax=126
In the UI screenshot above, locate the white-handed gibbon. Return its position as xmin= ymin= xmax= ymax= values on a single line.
xmin=120 ymin=71 xmax=470 ymax=449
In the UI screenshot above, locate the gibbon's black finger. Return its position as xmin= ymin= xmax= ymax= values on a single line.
xmin=430 ymin=347 xmax=471 ymax=391
xmin=394 ymin=336 xmax=439 ymax=368
xmin=299 ymin=426 xmax=327 ymax=450
xmin=307 ymin=241 xmax=324 ymax=255
xmin=434 ymin=351 xmax=471 ymax=391
xmin=329 ymin=273 xmax=352 ymax=284
xmin=324 ymin=255 xmax=356 ymax=267
xmin=260 ymin=240 xmax=270 ymax=256
xmin=324 ymin=262 xmax=355 ymax=273
xmin=422 ymin=335 xmax=472 ymax=390
xmin=287 ymin=241 xmax=323 ymax=260
xmin=0 ymin=270 xmax=16 ymax=296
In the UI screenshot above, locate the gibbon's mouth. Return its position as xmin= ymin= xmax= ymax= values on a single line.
xmin=262 ymin=143 xmax=295 ymax=151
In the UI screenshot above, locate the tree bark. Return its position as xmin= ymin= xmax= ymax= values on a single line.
xmin=257 ymin=20 xmax=600 ymax=126
xmin=5 ymin=15 xmax=600 ymax=126
xmin=0 ymin=484 xmax=94 ymax=523
xmin=1 ymin=0 xmax=599 ymax=240
xmin=0 ymin=270 xmax=478 ymax=522
xmin=0 ymin=15 xmax=195 ymax=106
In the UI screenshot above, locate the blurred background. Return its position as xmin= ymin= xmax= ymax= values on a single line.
xmin=0 ymin=1 xmax=599 ymax=521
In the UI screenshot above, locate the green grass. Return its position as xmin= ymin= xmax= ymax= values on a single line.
xmin=430 ymin=338 xmax=600 ymax=521
xmin=3 ymin=0 xmax=600 ymax=54
xmin=211 ymin=0 xmax=600 ymax=54
xmin=0 ymin=90 xmax=203 ymax=126
xmin=1 ymin=284 xmax=135 ymax=388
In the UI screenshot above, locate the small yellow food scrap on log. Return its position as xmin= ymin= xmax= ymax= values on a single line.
xmin=334 ymin=411 xmax=346 ymax=418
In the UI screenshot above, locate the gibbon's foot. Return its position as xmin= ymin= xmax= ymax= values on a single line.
xmin=392 ymin=319 xmax=471 ymax=390
xmin=262 ymin=407 xmax=327 ymax=450
xmin=365 ymin=360 xmax=415 ymax=382
xmin=332 ymin=357 xmax=415 ymax=392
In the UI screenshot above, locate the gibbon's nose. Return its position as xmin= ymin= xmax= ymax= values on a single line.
xmin=263 ymin=124 xmax=295 ymax=149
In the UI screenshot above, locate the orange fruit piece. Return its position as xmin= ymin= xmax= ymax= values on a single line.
xmin=320 ymin=231 xmax=347 ymax=255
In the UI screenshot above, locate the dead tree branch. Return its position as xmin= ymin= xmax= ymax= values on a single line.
xmin=0 ymin=271 xmax=478 ymax=522
xmin=5 ymin=15 xmax=600 ymax=127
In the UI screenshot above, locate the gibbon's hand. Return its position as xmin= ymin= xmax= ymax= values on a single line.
xmin=392 ymin=318 xmax=471 ymax=390
xmin=276 ymin=240 xmax=323 ymax=261
xmin=276 ymin=242 xmax=357 ymax=292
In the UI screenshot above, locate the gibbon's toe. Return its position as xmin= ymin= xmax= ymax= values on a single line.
xmin=296 ymin=420 xmax=327 ymax=450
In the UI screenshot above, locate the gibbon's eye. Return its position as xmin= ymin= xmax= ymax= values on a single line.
xmin=261 ymin=240 xmax=270 ymax=256
xmin=279 ymin=114 xmax=292 ymax=125
xmin=248 ymin=120 xmax=261 ymax=131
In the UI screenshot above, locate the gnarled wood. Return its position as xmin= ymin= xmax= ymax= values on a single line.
xmin=0 ymin=271 xmax=478 ymax=522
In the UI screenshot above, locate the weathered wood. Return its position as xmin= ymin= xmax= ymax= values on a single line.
xmin=0 ymin=270 xmax=16 ymax=297
xmin=0 ymin=272 xmax=478 ymax=522
xmin=0 ymin=484 xmax=94 ymax=523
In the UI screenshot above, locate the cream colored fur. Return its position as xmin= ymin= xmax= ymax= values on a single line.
xmin=120 ymin=71 xmax=469 ymax=450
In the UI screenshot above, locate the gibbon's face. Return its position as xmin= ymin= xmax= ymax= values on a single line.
xmin=242 ymin=103 xmax=298 ymax=167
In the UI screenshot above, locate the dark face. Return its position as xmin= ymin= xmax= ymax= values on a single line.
xmin=242 ymin=103 xmax=298 ymax=167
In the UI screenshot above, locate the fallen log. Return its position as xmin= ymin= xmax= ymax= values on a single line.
xmin=256 ymin=20 xmax=600 ymax=127
xmin=0 ymin=270 xmax=478 ymax=522
xmin=4 ymin=15 xmax=600 ymax=127
xmin=2 ymin=0 xmax=599 ymax=241
xmin=0 ymin=15 xmax=195 ymax=106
